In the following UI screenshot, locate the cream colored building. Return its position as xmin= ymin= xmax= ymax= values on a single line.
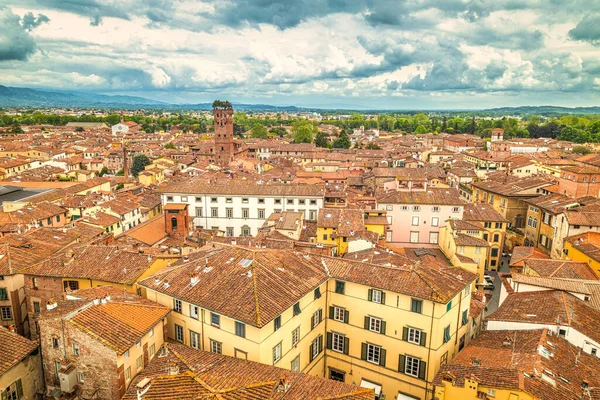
xmin=140 ymin=244 xmax=478 ymax=400
xmin=0 ymin=327 xmax=43 ymax=400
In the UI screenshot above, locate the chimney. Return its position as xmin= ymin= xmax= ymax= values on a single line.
xmin=168 ymin=360 xmax=179 ymax=375
xmin=136 ymin=377 xmax=151 ymax=400
xmin=471 ymin=357 xmax=481 ymax=366
xmin=190 ymin=272 xmax=199 ymax=287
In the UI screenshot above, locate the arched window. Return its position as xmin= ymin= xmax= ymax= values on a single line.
xmin=527 ymin=216 xmax=533 ymax=227
xmin=533 ymin=218 xmax=538 ymax=229
xmin=171 ymin=217 xmax=178 ymax=231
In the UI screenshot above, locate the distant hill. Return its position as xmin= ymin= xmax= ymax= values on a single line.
xmin=0 ymin=85 xmax=169 ymax=108
xmin=480 ymin=106 xmax=600 ymax=116
xmin=0 ymin=85 xmax=598 ymax=114
xmin=0 ymin=85 xmax=304 ymax=111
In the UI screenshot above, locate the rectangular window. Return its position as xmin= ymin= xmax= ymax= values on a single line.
xmin=235 ymin=322 xmax=246 ymax=338
xmin=333 ymin=306 xmax=346 ymax=322
xmin=150 ymin=344 xmax=155 ymax=358
xmin=429 ymin=232 xmax=439 ymax=244
xmin=366 ymin=343 xmax=381 ymax=364
xmin=370 ymin=289 xmax=383 ymax=304
xmin=412 ymin=206 xmax=421 ymax=211
xmin=211 ymin=208 xmax=218 ymax=217
xmin=195 ymin=197 xmax=202 ymax=203
xmin=314 ymin=287 xmax=321 ymax=299
xmin=443 ymin=325 xmax=451 ymax=343
xmin=311 ymin=335 xmax=322 ymax=361
xmin=462 ymin=309 xmax=469 ymax=326
xmin=72 ymin=343 xmax=80 ymax=356
xmin=174 ymin=299 xmax=182 ymax=313
xmin=431 ymin=217 xmax=439 ymax=227
xmin=493 ymin=233 xmax=499 ymax=242
xmin=196 ymin=207 xmax=203 ymax=217
xmin=125 ymin=366 xmax=131 ymax=381
xmin=210 ymin=339 xmax=222 ymax=354
xmin=63 ymin=280 xmax=79 ymax=291
xmin=335 ymin=280 xmax=345 ymax=294
xmin=273 ymin=342 xmax=282 ymax=364
xmin=175 ymin=324 xmax=184 ymax=343
xmin=149 ymin=327 xmax=154 ymax=337
xmin=136 ymin=355 xmax=143 ymax=370
xmin=1 ymin=306 xmax=13 ymax=320
xmin=432 ymin=206 xmax=440 ymax=212
xmin=33 ymin=301 xmax=40 ymax=313
xmin=190 ymin=331 xmax=200 ymax=349
xmin=274 ymin=316 xmax=281 ymax=331
xmin=226 ymin=208 xmax=233 ymax=218
xmin=312 ymin=309 xmax=322 ymax=329
xmin=369 ymin=316 xmax=382 ymax=333
xmin=292 ymin=326 xmax=300 ymax=346
xmin=190 ymin=305 xmax=199 ymax=319
xmin=412 ymin=216 xmax=419 ymax=226
xmin=258 ymin=209 xmax=265 ymax=219
xmin=258 ymin=198 xmax=265 ymax=204
xmin=211 ymin=313 xmax=220 ymax=327
xmin=491 ymin=248 xmax=499 ymax=257
xmin=124 ymin=350 xmax=129 ymax=360
xmin=242 ymin=209 xmax=249 ymax=219
xmin=411 ymin=298 xmax=423 ymax=314
xmin=332 ymin=332 xmax=345 ymax=353
xmin=452 ymin=207 xmax=460 ymax=213
xmin=293 ymin=302 xmax=301 ymax=316
xmin=0 ymin=288 xmax=7 ymax=300
xmin=446 ymin=301 xmax=452 ymax=312
xmin=291 ymin=355 xmax=300 ymax=372
xmin=407 ymin=327 xmax=422 ymax=345
xmin=211 ymin=197 xmax=217 ymax=203
xmin=405 ymin=355 xmax=420 ymax=378
xmin=410 ymin=231 xmax=419 ymax=243
xmin=77 ymin=372 xmax=85 ymax=384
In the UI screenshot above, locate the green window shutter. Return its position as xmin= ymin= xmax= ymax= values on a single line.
xmin=402 ymin=327 xmax=409 ymax=341
xmin=311 ymin=314 xmax=315 ymax=329
xmin=343 ymin=337 xmax=350 ymax=355
xmin=462 ymin=310 xmax=469 ymax=326
xmin=379 ymin=348 xmax=386 ymax=367
xmin=399 ymin=354 xmax=406 ymax=373
xmin=343 ymin=310 xmax=349 ymax=324
xmin=381 ymin=292 xmax=386 ymax=305
xmin=318 ymin=308 xmax=322 ymax=323
xmin=381 ymin=321 xmax=386 ymax=335
xmin=16 ymin=379 xmax=23 ymax=397
xmin=364 ymin=316 xmax=370 ymax=330
xmin=418 ymin=360 xmax=427 ymax=380
xmin=0 ymin=288 xmax=6 ymax=300
xmin=318 ymin=335 xmax=323 ymax=353
xmin=2 ymin=389 xmax=7 ymax=400
xmin=361 ymin=343 xmax=367 ymax=360
xmin=420 ymin=332 xmax=427 ymax=347
xmin=368 ymin=289 xmax=373 ymax=301
xmin=309 ymin=343 xmax=314 ymax=362
xmin=326 ymin=332 xmax=333 ymax=350
xmin=329 ymin=306 xmax=335 ymax=320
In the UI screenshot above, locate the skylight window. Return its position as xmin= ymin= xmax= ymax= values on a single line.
xmin=239 ymin=258 xmax=253 ymax=267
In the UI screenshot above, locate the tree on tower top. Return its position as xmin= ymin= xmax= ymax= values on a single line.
xmin=212 ymin=100 xmax=233 ymax=110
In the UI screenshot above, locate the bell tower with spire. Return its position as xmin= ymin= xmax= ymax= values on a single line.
xmin=212 ymin=100 xmax=234 ymax=165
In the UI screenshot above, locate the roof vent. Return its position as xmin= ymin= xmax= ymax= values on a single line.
xmin=163 ymin=280 xmax=170 ymax=288
xmin=190 ymin=272 xmax=199 ymax=287
xmin=471 ymin=357 xmax=481 ymax=366
xmin=168 ymin=360 xmax=179 ymax=375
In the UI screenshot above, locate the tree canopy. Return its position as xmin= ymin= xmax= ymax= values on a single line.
xmin=251 ymin=123 xmax=268 ymax=138
xmin=131 ymin=154 xmax=151 ymax=177
xmin=292 ymin=120 xmax=317 ymax=143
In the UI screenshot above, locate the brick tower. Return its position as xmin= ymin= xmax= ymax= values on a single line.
xmin=212 ymin=100 xmax=234 ymax=165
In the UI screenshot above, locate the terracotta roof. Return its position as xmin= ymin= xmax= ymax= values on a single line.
xmin=463 ymin=203 xmax=507 ymax=222
xmin=68 ymin=301 xmax=170 ymax=355
xmin=523 ymin=259 xmax=598 ymax=280
xmin=121 ymin=215 xmax=167 ymax=246
xmin=433 ymin=329 xmax=600 ymax=400
xmin=377 ymin=188 xmax=463 ymax=205
xmin=22 ymin=245 xmax=157 ymax=284
xmin=123 ymin=342 xmax=373 ymax=400
xmin=471 ymin=175 xmax=555 ymax=197
xmin=0 ymin=326 xmax=38 ymax=375
xmin=160 ymin=180 xmax=325 ymax=197
xmin=509 ymin=247 xmax=550 ymax=267
xmin=454 ymin=233 xmax=489 ymax=247
xmin=565 ymin=231 xmax=600 ymax=264
xmin=510 ymin=273 xmax=594 ymax=294
xmin=488 ymin=290 xmax=600 ymax=345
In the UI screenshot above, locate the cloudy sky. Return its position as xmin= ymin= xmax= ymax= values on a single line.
xmin=1 ymin=0 xmax=599 ymax=109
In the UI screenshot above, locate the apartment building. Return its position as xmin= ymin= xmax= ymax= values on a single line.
xmin=0 ymin=326 xmax=42 ymax=400
xmin=159 ymin=180 xmax=325 ymax=237
xmin=522 ymin=193 xmax=579 ymax=252
xmin=471 ymin=175 xmax=555 ymax=229
xmin=376 ymin=188 xmax=464 ymax=246
xmin=463 ymin=203 xmax=508 ymax=271
xmin=439 ymin=220 xmax=489 ymax=283
xmin=37 ymin=287 xmax=169 ymax=399
xmin=140 ymin=244 xmax=478 ymax=400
